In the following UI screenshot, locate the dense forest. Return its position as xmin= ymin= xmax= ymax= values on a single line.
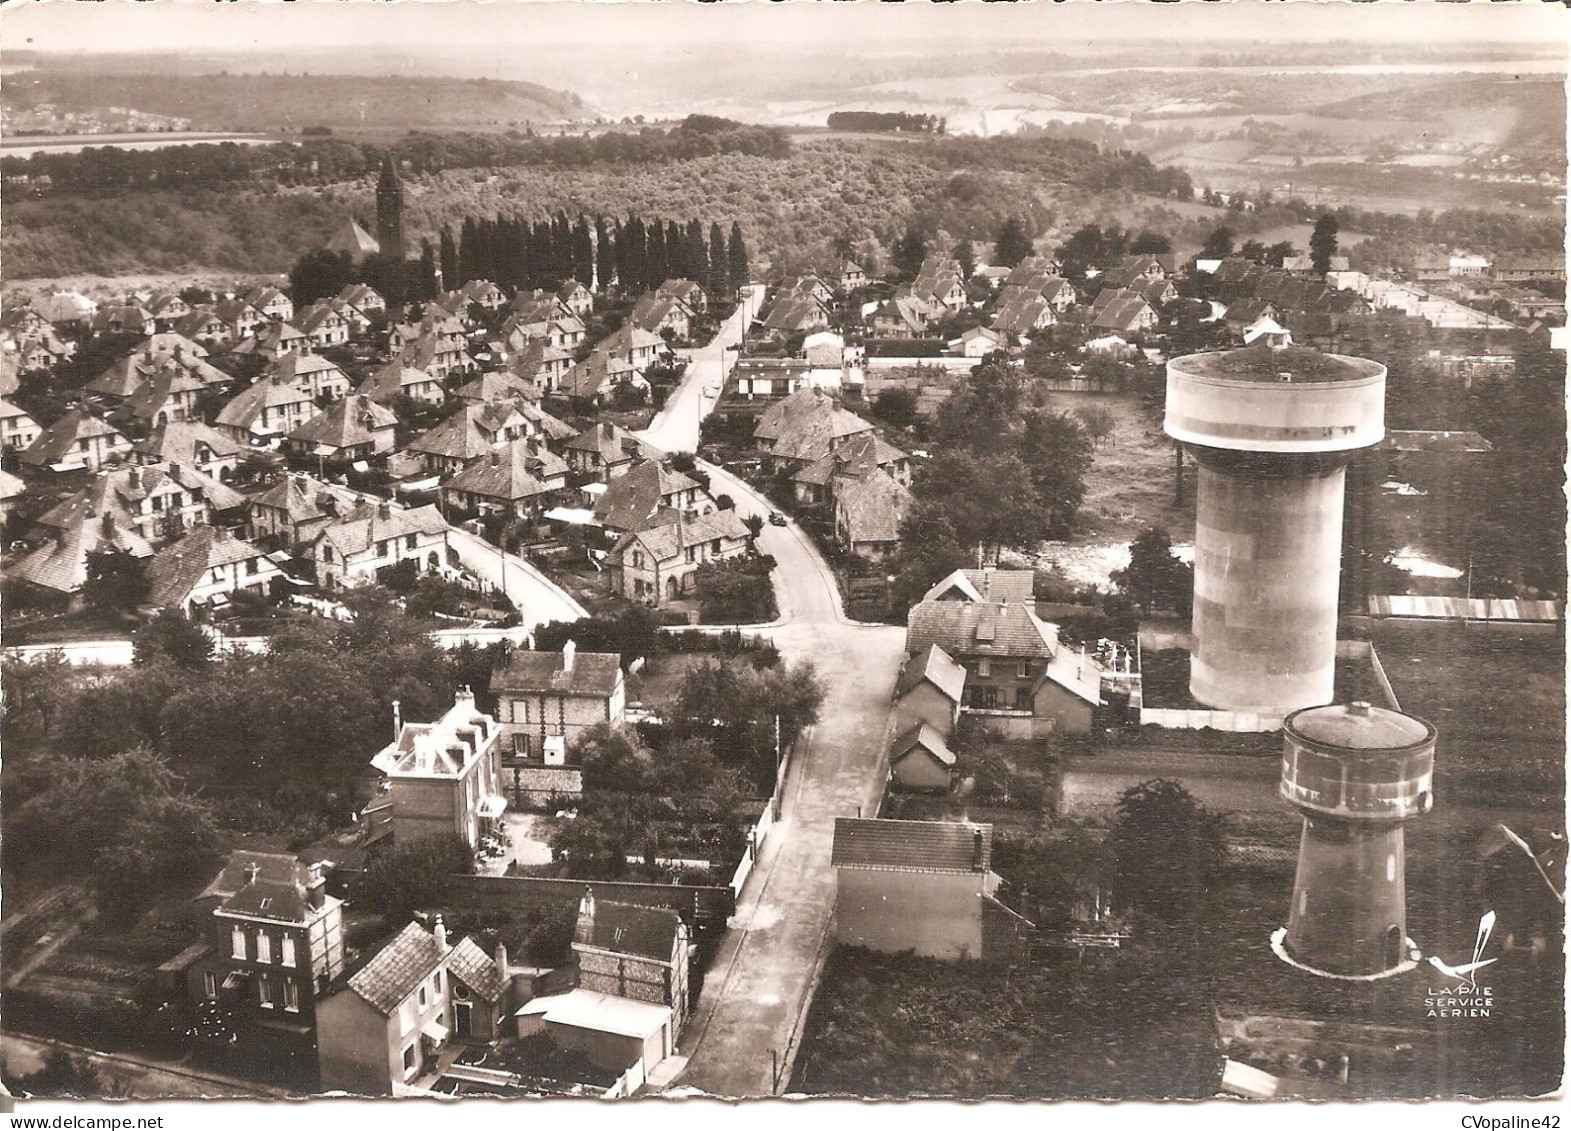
xmin=826 ymin=111 xmax=946 ymax=134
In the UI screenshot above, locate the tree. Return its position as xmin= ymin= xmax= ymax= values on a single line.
xmin=1016 ymin=411 xmax=1094 ymax=538
xmin=888 ymin=499 xmax=972 ymax=614
xmin=1130 ymin=231 xmax=1173 ymax=255
xmin=1076 ymin=404 xmax=1117 ymax=450
xmin=993 ymin=217 xmax=1035 ymax=269
xmin=83 ymin=548 xmax=149 ymax=614
xmin=914 ymin=450 xmax=1049 ymax=562
xmin=871 ymin=386 xmax=920 ymax=430
xmin=1265 ymin=241 xmax=1298 ymax=267
xmin=1111 ymin=527 xmax=1193 ymax=616
xmin=708 ymin=221 xmax=729 ymax=300
xmin=743 ymin=513 xmax=764 ymax=539
xmin=1310 ymin=213 xmax=1340 ymax=275
xmin=891 ymin=225 xmax=928 ymax=281
xmin=439 ymin=224 xmax=459 ymax=289
xmin=954 ymin=239 xmax=976 ymax=281
xmin=6 ymin=1050 xmax=131 ymax=1099
xmin=1012 ymin=823 xmax=1116 ymax=930
xmin=1238 ymin=239 xmax=1268 ymax=264
xmin=1108 ymin=779 xmax=1225 ymax=923
xmin=287 ymin=248 xmax=355 ymax=308
xmin=133 ymin=609 xmax=213 ymax=671
xmin=359 ymin=833 xmax=473 ymax=922
xmin=417 ymin=239 xmax=439 ymax=300
xmin=727 ymin=221 xmax=749 ymax=292
xmin=1200 ymin=226 xmax=1236 ymax=260
xmin=695 ymin=557 xmax=775 ymax=624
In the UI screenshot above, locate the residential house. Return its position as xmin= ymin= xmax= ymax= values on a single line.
xmin=295 ymin=304 xmax=351 ymax=350
xmin=599 ymin=322 xmax=664 ymax=372
xmin=215 ymin=378 xmax=320 ymax=445
xmin=657 ymin=278 xmax=708 ymax=314
xmin=144 ymin=525 xmax=285 ymax=615
xmin=235 ymin=320 xmax=310 ymax=362
xmin=0 ymin=469 xmax=27 ymax=526
xmin=272 ymin=353 xmax=350 ymax=402
xmin=244 ymin=286 xmax=295 ymax=323
xmin=1089 ymin=289 xmax=1159 ymax=334
xmin=369 ymin=688 xmax=507 ymax=852
xmin=592 ymin=459 xmax=716 ymax=534
xmin=285 ymin=394 xmax=398 ymax=462
xmin=0 ymin=396 xmax=42 ymax=451
xmin=247 ymin=475 xmax=371 ymax=550
xmin=135 ymin=334 xmax=231 ymax=388
xmin=732 ymin=357 xmax=812 ymax=401
xmin=8 ymin=501 xmax=153 ymax=605
xmin=608 ymin=508 xmax=752 ymax=607
xmin=174 ymin=308 xmax=233 ymax=347
xmin=837 ymin=260 xmax=869 ymax=294
xmin=752 ymin=387 xmax=875 ymax=476
xmin=564 ymin=422 xmax=663 ymax=481
xmin=791 ymin=430 xmax=910 ymax=507
xmin=338 ymin=284 xmax=389 ymax=317
xmin=317 ymin=919 xmax=502 ymax=1095
xmin=212 ymin=298 xmax=266 ymax=340
xmin=93 ymin=303 xmax=153 ymax=337
xmin=440 ymin=437 xmax=569 ymax=519
xmin=557 ymin=280 xmax=594 ymax=318
xmin=21 ymin=407 xmax=132 ymax=471
xmin=887 ymin=721 xmax=957 ymax=792
xmin=1132 ymin=275 xmax=1179 ymax=308
xmin=910 ymin=265 xmax=968 ymax=318
xmin=832 ymin=818 xmax=1027 ymax=962
xmin=145 ymin=293 xmax=192 ymax=331
xmin=132 ymin=420 xmax=243 ymax=480
xmin=905 ymin=598 xmax=1102 ymax=736
xmin=1040 ymin=277 xmax=1077 ymax=313
xmin=357 ymin=358 xmax=446 ymax=407
xmin=86 ymin=357 xmax=158 ymax=402
xmin=304 ymin=502 xmax=450 ymax=590
xmin=185 ymin=853 xmax=345 ymax=1046
xmin=630 ymin=293 xmax=691 ymax=341
xmin=398 ymin=333 xmax=471 ymax=383
xmin=893 ymin=643 xmax=967 ymax=738
xmin=833 ymin=467 xmax=912 ymax=560
xmin=460 ymin=279 xmax=507 ymax=314
xmin=1413 ymin=255 xmax=1452 ymax=285
xmin=110 ymin=365 xmax=208 ymax=431
xmin=493 ymin=641 xmax=626 ymax=770
xmin=868 ymin=296 xmax=931 ymax=338
xmin=922 ymin=567 xmax=1034 ymax=605
xmin=1491 ymin=256 xmax=1566 ymax=284
xmin=36 ymin=290 xmax=98 ymax=330
xmin=507 ymin=339 xmax=575 ymax=394
xmin=990 ymin=290 xmax=1056 ymax=338
xmin=404 ymin=402 xmax=539 ymax=478
xmin=1225 ymin=298 xmax=1279 ymax=338
xmin=563 ymin=350 xmax=647 ymax=407
xmin=763 ymin=294 xmax=831 ymax=335
xmin=31 ymin=462 xmax=243 ymax=553
xmin=452 ymin=370 xmax=539 ymax=406
xmin=954 ymin=325 xmax=1007 ymax=358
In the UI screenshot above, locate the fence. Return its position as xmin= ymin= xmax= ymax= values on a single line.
xmin=727 ymin=799 xmax=777 ymax=900
xmin=442 ymin=873 xmax=735 ymax=933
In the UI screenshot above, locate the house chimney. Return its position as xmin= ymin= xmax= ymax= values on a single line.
xmin=101 ymin=513 xmax=115 ymax=538
xmin=306 ymin=861 xmax=327 ymax=910
xmin=244 ymin=861 xmax=260 ymax=886
xmin=494 ymin=941 xmax=509 ymax=975
xmin=392 ymin=699 xmax=402 ymax=741
xmin=128 ymin=468 xmax=141 ymax=491
xmin=433 ymin=914 xmax=448 ymax=952
xmin=377 ymin=501 xmax=391 ymax=521
xmin=455 ymin=685 xmax=475 ymax=708
xmin=562 ymin=639 xmax=576 ymax=672
xmin=490 ymin=450 xmax=501 ymax=468
xmin=971 ymin=827 xmax=985 ymax=872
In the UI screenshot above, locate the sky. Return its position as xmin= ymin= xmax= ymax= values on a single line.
xmin=4 ymin=0 xmax=1567 ymax=56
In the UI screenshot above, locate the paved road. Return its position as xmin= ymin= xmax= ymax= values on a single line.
xmin=2 ymin=1032 xmax=290 ymax=1099
xmin=673 ymin=463 xmax=906 ymax=1098
xmin=445 ymin=526 xmax=587 ymax=633
xmin=638 ymin=285 xmax=764 ymax=455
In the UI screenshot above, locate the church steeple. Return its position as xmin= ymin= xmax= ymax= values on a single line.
xmin=376 ymin=156 xmax=406 ymax=262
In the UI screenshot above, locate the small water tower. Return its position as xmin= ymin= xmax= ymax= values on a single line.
xmin=1277 ymin=700 xmax=1436 ymax=979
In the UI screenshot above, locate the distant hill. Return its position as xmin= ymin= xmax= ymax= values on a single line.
xmin=1 ymin=69 xmax=591 ymax=134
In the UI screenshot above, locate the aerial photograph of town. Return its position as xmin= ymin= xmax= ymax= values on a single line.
xmin=0 ymin=0 xmax=1564 ymax=1113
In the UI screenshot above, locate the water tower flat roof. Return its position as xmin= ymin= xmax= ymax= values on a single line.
xmin=1172 ymin=345 xmax=1383 ymax=384
xmin=1284 ymin=701 xmax=1436 ymax=752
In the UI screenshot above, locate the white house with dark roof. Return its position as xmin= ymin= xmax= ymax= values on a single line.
xmin=21 ymin=407 xmax=131 ymax=471
xmin=833 ymin=467 xmax=912 ymax=561
xmin=215 ymin=377 xmax=320 ymax=444
xmin=608 ymin=508 xmax=752 ymax=607
xmin=832 ymin=818 xmax=1030 ymax=961
xmin=440 ymin=437 xmax=568 ymax=520
xmin=144 ymin=525 xmax=284 ymax=616
xmin=303 ymin=501 xmax=450 ymax=589
xmin=0 ymin=396 xmax=41 ymax=451
xmin=893 ymin=642 xmax=967 ymax=738
xmin=369 ymin=688 xmax=506 ymax=852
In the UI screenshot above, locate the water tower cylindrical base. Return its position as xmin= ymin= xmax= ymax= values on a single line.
xmin=1285 ymin=814 xmax=1410 ymax=978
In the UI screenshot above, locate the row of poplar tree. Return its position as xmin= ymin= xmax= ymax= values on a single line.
xmin=419 ymin=213 xmax=750 ymax=300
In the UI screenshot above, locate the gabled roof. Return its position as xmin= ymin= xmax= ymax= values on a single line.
xmin=563 ymin=349 xmax=638 ymax=401
xmin=573 ymin=898 xmax=682 ymax=963
xmin=112 ymin=365 xmax=207 ymax=425
xmin=630 ymin=292 xmax=688 ymax=334
xmin=601 ymin=321 xmax=663 ymax=357
xmin=754 ymin=388 xmax=875 ymax=464
xmin=764 ymin=295 xmax=828 ymax=333
xmin=406 ymin=402 xmax=527 ymax=461
xmin=1090 ymin=291 xmax=1156 ymax=332
xmin=564 ymin=421 xmax=661 ymax=465
xmin=357 ymin=358 xmax=438 ymax=405
xmin=444 ymin=438 xmax=565 ymax=502
xmin=215 ymin=377 xmax=314 ymax=431
xmin=613 ymin=508 xmax=750 ymax=565
xmin=494 ymin=647 xmax=623 ymax=698
xmin=834 ymin=468 xmax=911 ymax=544
xmin=446 ymin=937 xmax=506 ymax=1002
xmin=453 ymin=369 xmax=539 ymax=404
xmin=344 ymin=921 xmax=446 ymax=1017
xmin=313 ymin=503 xmax=447 ymax=560
xmin=890 ymin=721 xmax=957 ymax=768
xmin=87 ymin=356 xmax=158 ymax=398
xmin=906 ymin=599 xmax=1056 ymax=660
xmin=286 ymin=394 xmax=395 ymax=451
xmin=145 ymin=525 xmax=271 ymax=608
xmin=831 ymin=817 xmax=992 ymax=873
xmin=249 ymin=475 xmax=370 ymax=525
xmin=793 ymin=430 xmax=907 ymax=488
xmin=20 ymin=408 xmax=128 ymax=467
xmin=593 ymin=459 xmax=702 ymax=532
xmin=895 ymin=642 xmax=967 ymax=703
xmin=923 ymin=567 xmax=1035 ymax=605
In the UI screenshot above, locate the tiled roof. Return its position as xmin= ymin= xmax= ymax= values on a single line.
xmin=324 ymin=217 xmax=381 ymax=258
xmin=563 ymin=350 xmax=638 ymax=401
xmin=20 ymin=408 xmax=128 ymax=467
xmin=248 ymin=475 xmax=369 ymax=525
xmin=831 ymin=818 xmax=992 ymax=873
xmin=113 ymin=365 xmax=207 ymax=424
xmin=890 ymin=721 xmax=957 ymax=768
xmin=444 ymin=438 xmax=564 ymax=502
xmin=345 ymin=921 xmax=446 ymax=1016
xmin=446 ymin=937 xmax=505 ymax=1002
xmin=991 ymin=292 xmax=1053 ymax=336
xmin=87 ymin=357 xmax=157 ymax=398
xmin=573 ymin=898 xmax=682 ymax=963
xmin=495 ymin=647 xmax=622 ymax=698
xmin=146 ymin=525 xmax=271 ymax=608
xmin=454 ymin=370 xmax=539 ymax=404
xmin=764 ymin=295 xmax=826 ymax=332
xmin=631 ymin=293 xmax=686 ymax=334
xmin=1090 ymin=292 xmax=1155 ymax=332
xmin=834 ymin=468 xmax=911 ymax=545
xmin=271 ymin=352 xmax=344 ymax=387
xmin=895 ymin=643 xmax=967 ymax=703
xmin=10 ymin=496 xmax=153 ymax=594
xmin=906 ymin=599 xmax=1055 ymax=660
xmin=923 ymin=568 xmax=1035 ymax=605
xmin=198 ymin=851 xmax=307 ymax=901
xmin=593 ymin=459 xmax=701 ymax=533
xmin=602 ymin=321 xmax=663 ymax=357
xmin=0 ymin=396 xmax=35 ymax=425
xmin=406 ymin=403 xmax=519 ymax=461
xmin=564 ymin=421 xmax=661 ymax=464
xmin=315 ymin=503 xmax=447 ymax=560
xmin=286 ymin=394 xmax=395 ymax=451
xmin=757 ymin=390 xmax=874 ymax=466
xmin=215 ymin=378 xmax=313 ymax=431
xmin=614 ymin=508 xmax=750 ymax=565
xmin=357 ymin=359 xmax=437 ymax=405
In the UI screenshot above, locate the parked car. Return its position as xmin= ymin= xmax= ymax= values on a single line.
xmin=768 ymin=511 xmax=788 ymax=527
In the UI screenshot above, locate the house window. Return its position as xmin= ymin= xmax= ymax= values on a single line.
xmin=406 ymin=534 xmax=417 ymax=550
xmin=1017 ymin=662 xmax=1031 ymax=679
xmin=256 ymin=933 xmax=272 ymax=964
xmin=977 ymin=659 xmax=991 ymax=678
xmin=513 ymin=732 xmax=528 ymax=756
xmin=258 ymin=973 xmax=273 ymax=1008
xmin=403 ymin=1043 xmax=417 ymax=1078
xmin=433 ymin=970 xmax=443 ymax=996
xmin=418 ymin=983 xmax=428 ymax=1009
xmin=231 ymin=926 xmax=247 ymax=960
xmin=281 ymin=935 xmax=296 ymax=967
xmin=204 ymin=971 xmax=217 ymax=1000
xmin=283 ymin=979 xmax=299 ymax=1013
xmin=1014 ymin=687 xmax=1032 ymax=711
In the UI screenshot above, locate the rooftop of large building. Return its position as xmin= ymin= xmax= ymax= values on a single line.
xmin=1171 ymin=344 xmax=1382 ymax=384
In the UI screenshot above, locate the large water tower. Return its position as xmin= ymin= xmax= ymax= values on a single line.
xmin=1164 ymin=337 xmax=1386 ymax=712
xmin=1278 ymin=700 xmax=1436 ymax=979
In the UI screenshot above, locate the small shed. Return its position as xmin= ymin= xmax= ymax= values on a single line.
xmin=888 ymin=721 xmax=957 ymax=792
